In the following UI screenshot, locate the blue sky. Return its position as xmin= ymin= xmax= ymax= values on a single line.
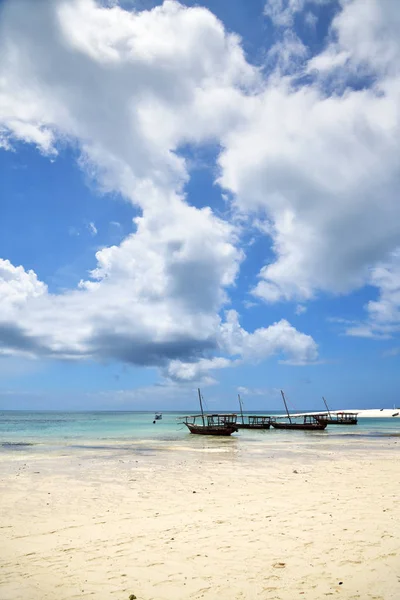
xmin=1 ymin=0 xmax=400 ymax=411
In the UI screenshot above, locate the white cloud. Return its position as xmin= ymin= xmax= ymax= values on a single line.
xmin=0 ymin=259 xmax=47 ymax=312
xmin=295 ymin=304 xmax=307 ymax=315
xmin=219 ymin=309 xmax=318 ymax=365
xmin=263 ymin=1 xmax=330 ymax=75
xmin=87 ymin=221 xmax=98 ymax=236
xmin=237 ymin=385 xmax=279 ymax=397
xmin=0 ymin=0 xmax=344 ymax=380
xmin=1 ymin=0 xmax=399 ymax=377
xmin=0 ymin=0 xmax=257 ymax=206
xmin=264 ymin=0 xmax=327 ymax=28
xmin=0 ymin=201 xmax=244 ymax=363
xmin=218 ymin=0 xmax=400 ymax=307
xmin=0 ymin=225 xmax=318 ymax=377
xmin=164 ymin=357 xmax=233 ymax=384
xmin=266 ymin=29 xmax=309 ymax=75
xmin=164 ymin=307 xmax=318 ymax=381
xmin=309 ymin=0 xmax=400 ymax=77
xmin=346 ymin=251 xmax=400 ymax=339
xmin=304 ymin=11 xmax=317 ymax=30
xmin=264 ymin=0 xmax=299 ymax=28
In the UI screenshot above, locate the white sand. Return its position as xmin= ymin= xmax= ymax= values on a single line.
xmin=348 ymin=410 xmax=400 ymax=418
xmin=1 ymin=439 xmax=399 ymax=600
xmin=290 ymin=409 xmax=400 ymax=418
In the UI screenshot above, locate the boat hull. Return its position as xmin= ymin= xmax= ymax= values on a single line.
xmin=316 ymin=418 xmax=357 ymax=425
xmin=271 ymin=422 xmax=327 ymax=431
xmin=236 ymin=423 xmax=271 ymax=430
xmin=184 ymin=423 xmax=238 ymax=436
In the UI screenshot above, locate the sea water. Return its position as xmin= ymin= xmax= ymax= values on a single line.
xmin=1 ymin=410 xmax=399 ymax=459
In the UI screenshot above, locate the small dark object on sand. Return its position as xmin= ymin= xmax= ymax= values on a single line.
xmin=339 ymin=582 xmax=343 ymax=585
xmin=129 ymin=595 xmax=137 ymax=600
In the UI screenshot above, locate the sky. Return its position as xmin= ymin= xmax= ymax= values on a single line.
xmin=1 ymin=0 xmax=400 ymax=411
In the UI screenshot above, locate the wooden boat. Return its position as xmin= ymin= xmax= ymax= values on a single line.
xmin=183 ymin=389 xmax=238 ymax=436
xmin=271 ymin=391 xmax=327 ymax=431
xmin=235 ymin=394 xmax=271 ymax=429
xmin=236 ymin=415 xmax=272 ymax=429
xmin=314 ymin=398 xmax=357 ymax=425
xmin=154 ymin=413 xmax=162 ymax=420
xmin=272 ymin=415 xmax=327 ymax=430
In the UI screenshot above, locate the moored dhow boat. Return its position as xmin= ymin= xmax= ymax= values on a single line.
xmin=271 ymin=414 xmax=327 ymax=430
xmin=236 ymin=415 xmax=272 ymax=429
xmin=183 ymin=389 xmax=238 ymax=436
xmin=271 ymin=390 xmax=327 ymax=431
xmin=314 ymin=397 xmax=358 ymax=425
xmin=235 ymin=394 xmax=271 ymax=430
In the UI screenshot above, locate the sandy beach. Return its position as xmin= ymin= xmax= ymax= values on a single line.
xmin=0 ymin=437 xmax=399 ymax=600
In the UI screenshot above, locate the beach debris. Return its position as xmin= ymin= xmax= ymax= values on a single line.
xmin=338 ymin=582 xmax=343 ymax=585
xmin=193 ymin=490 xmax=197 ymax=493
xmin=293 ymin=470 xmax=298 ymax=474
xmin=129 ymin=595 xmax=137 ymax=599
xmin=272 ymin=562 xmax=286 ymax=568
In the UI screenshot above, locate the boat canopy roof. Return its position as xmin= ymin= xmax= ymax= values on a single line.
xmin=183 ymin=413 xmax=237 ymax=418
xmin=183 ymin=413 xmax=237 ymax=426
xmin=247 ymin=415 xmax=272 ymax=423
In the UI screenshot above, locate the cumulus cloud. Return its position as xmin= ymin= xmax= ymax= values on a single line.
xmin=0 ymin=0 xmax=313 ymax=380
xmin=346 ymin=251 xmax=400 ymax=339
xmin=0 ymin=259 xmax=47 ymax=312
xmin=164 ymin=309 xmax=318 ymax=381
xmin=0 ymin=231 xmax=317 ymax=378
xmin=0 ymin=203 xmax=242 ymax=364
xmin=218 ymin=0 xmax=400 ymax=308
xmin=220 ymin=309 xmax=318 ymax=365
xmin=0 ymin=0 xmax=257 ymax=205
xmin=12 ymin=0 xmax=400 ymax=380
xmin=309 ymin=0 xmax=400 ymax=78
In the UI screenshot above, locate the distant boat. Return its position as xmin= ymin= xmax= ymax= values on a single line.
xmin=235 ymin=394 xmax=271 ymax=430
xmin=182 ymin=389 xmax=238 ymax=436
xmin=314 ymin=397 xmax=358 ymax=425
xmin=154 ymin=413 xmax=162 ymax=420
xmin=271 ymin=390 xmax=327 ymax=431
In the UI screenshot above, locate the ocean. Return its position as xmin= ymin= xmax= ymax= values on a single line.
xmin=1 ymin=410 xmax=399 ymax=461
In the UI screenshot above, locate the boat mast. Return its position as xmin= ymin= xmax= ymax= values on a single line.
xmin=281 ymin=390 xmax=292 ymax=423
xmin=322 ymin=396 xmax=332 ymax=419
xmin=238 ymin=394 xmax=245 ymax=424
xmin=198 ymin=388 xmax=205 ymax=426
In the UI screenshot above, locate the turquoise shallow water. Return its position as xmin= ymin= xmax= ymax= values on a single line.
xmin=1 ymin=411 xmax=400 ymax=456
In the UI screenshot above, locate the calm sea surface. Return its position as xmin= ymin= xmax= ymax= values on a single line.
xmin=1 ymin=411 xmax=399 ymax=459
